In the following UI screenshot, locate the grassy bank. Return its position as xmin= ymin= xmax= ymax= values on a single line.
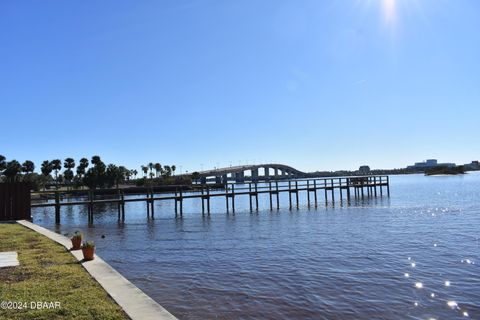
xmin=0 ymin=223 xmax=128 ymax=320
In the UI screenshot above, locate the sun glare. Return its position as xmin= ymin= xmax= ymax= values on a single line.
xmin=382 ymin=0 xmax=397 ymax=26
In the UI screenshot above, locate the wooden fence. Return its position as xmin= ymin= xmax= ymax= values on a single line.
xmin=0 ymin=183 xmax=31 ymax=221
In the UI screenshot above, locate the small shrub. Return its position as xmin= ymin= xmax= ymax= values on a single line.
xmin=71 ymin=231 xmax=82 ymax=240
xmin=82 ymin=241 xmax=95 ymax=248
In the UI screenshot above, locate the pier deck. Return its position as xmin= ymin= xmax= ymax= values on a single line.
xmin=31 ymin=175 xmax=390 ymax=223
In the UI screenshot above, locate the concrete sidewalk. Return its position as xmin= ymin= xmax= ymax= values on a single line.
xmin=0 ymin=251 xmax=19 ymax=268
xmin=17 ymin=220 xmax=177 ymax=320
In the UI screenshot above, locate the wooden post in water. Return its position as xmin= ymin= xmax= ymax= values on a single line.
xmin=146 ymin=189 xmax=150 ymax=218
xmin=249 ymin=183 xmax=252 ymax=212
xmin=295 ymin=180 xmax=299 ymax=208
xmin=307 ymin=180 xmax=310 ymax=207
xmin=324 ymin=180 xmax=328 ymax=203
xmin=121 ymin=190 xmax=125 ymax=221
xmin=288 ymin=181 xmax=292 ymax=209
xmin=117 ymin=189 xmax=121 ymax=220
xmin=55 ymin=191 xmax=60 ymax=224
xmin=371 ymin=177 xmax=374 ymax=197
xmin=346 ymin=178 xmax=351 ymax=201
xmin=201 ymin=188 xmax=205 ymax=213
xmin=226 ymin=185 xmax=230 ymax=212
xmin=207 ymin=186 xmax=211 ymax=213
xmin=339 ymin=178 xmax=343 ymax=200
xmin=269 ymin=182 xmax=273 ymax=210
xmin=255 ymin=183 xmax=259 ymax=210
xmin=367 ymin=177 xmax=373 ymax=197
xmin=174 ymin=189 xmax=178 ymax=215
xmin=89 ymin=190 xmax=94 ymax=222
xmin=231 ymin=184 xmax=235 ymax=212
xmin=179 ymin=188 xmax=183 ymax=216
xmin=86 ymin=191 xmax=90 ymax=218
xmin=313 ymin=180 xmax=318 ymax=207
xmin=150 ymin=188 xmax=155 ymax=217
xmin=275 ymin=181 xmax=280 ymax=209
xmin=387 ymin=176 xmax=390 ymax=196
xmin=331 ymin=179 xmax=335 ymax=202
xmin=380 ymin=177 xmax=383 ymax=196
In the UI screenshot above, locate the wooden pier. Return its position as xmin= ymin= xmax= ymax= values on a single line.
xmin=31 ymin=175 xmax=390 ymax=223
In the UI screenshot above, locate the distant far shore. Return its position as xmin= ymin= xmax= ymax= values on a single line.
xmin=425 ymin=166 xmax=466 ymax=176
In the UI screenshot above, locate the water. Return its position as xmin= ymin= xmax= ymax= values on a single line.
xmin=33 ymin=174 xmax=480 ymax=319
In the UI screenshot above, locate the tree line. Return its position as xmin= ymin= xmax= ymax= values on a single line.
xmin=0 ymin=155 xmax=182 ymax=190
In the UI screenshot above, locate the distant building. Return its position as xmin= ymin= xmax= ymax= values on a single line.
xmin=359 ymin=165 xmax=371 ymax=174
xmin=407 ymin=159 xmax=456 ymax=171
xmin=464 ymin=161 xmax=480 ymax=171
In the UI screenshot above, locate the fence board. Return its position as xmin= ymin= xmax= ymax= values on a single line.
xmin=0 ymin=183 xmax=31 ymax=221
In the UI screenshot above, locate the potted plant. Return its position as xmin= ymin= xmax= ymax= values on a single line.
xmin=81 ymin=241 xmax=95 ymax=261
xmin=71 ymin=231 xmax=83 ymax=250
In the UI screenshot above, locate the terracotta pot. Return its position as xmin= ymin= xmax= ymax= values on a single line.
xmin=82 ymin=247 xmax=95 ymax=261
xmin=71 ymin=237 xmax=82 ymax=250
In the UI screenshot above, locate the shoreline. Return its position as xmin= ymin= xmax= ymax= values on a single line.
xmin=16 ymin=220 xmax=178 ymax=320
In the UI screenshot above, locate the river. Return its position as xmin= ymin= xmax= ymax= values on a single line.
xmin=33 ymin=173 xmax=480 ymax=319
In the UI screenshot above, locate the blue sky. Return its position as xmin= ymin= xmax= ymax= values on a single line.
xmin=1 ymin=0 xmax=479 ymax=173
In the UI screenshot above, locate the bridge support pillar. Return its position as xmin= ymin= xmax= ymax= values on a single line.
xmin=235 ymin=171 xmax=245 ymax=183
xmin=215 ymin=176 xmax=222 ymax=184
xmin=264 ymin=167 xmax=270 ymax=181
xmin=222 ymin=174 xmax=228 ymax=184
xmin=274 ymin=168 xmax=279 ymax=178
xmin=200 ymin=177 xmax=207 ymax=185
xmin=252 ymin=169 xmax=259 ymax=182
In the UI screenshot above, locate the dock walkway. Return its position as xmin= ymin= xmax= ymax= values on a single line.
xmin=31 ymin=175 xmax=390 ymax=223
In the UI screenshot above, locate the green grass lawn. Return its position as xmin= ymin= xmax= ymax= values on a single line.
xmin=0 ymin=223 xmax=128 ymax=320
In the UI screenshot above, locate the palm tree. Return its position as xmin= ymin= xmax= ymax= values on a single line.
xmin=79 ymin=157 xmax=89 ymax=168
xmin=148 ymin=162 xmax=154 ymax=179
xmin=41 ymin=160 xmax=53 ymax=177
xmin=0 ymin=155 xmax=6 ymax=172
xmin=4 ymin=160 xmax=21 ymax=182
xmin=21 ymin=160 xmax=35 ymax=175
xmin=163 ymin=165 xmax=171 ymax=177
xmin=91 ymin=156 xmax=102 ymax=168
xmin=76 ymin=158 xmax=89 ymax=182
xmin=132 ymin=169 xmax=138 ymax=179
xmin=63 ymin=169 xmax=74 ymax=187
xmin=64 ymin=158 xmax=75 ymax=170
xmin=83 ymin=156 xmax=106 ymax=189
xmin=154 ymin=163 xmax=162 ymax=178
xmin=106 ymin=164 xmax=123 ymax=188
xmin=50 ymin=159 xmax=62 ymax=187
xmin=171 ymin=165 xmax=176 ymax=176
xmin=191 ymin=171 xmax=200 ymax=183
xmin=141 ymin=166 xmax=148 ymax=178
xmin=39 ymin=160 xmax=53 ymax=190
xmin=63 ymin=158 xmax=75 ymax=187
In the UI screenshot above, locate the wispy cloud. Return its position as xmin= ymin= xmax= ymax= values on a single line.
xmin=286 ymin=68 xmax=309 ymax=92
xmin=353 ymin=79 xmax=368 ymax=86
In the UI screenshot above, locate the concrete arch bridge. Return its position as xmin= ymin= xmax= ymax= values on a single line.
xmin=195 ymin=164 xmax=306 ymax=184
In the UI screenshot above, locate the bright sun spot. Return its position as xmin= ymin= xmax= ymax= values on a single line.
xmin=382 ymin=0 xmax=397 ymax=25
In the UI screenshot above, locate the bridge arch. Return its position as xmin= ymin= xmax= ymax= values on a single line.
xmin=194 ymin=164 xmax=306 ymax=183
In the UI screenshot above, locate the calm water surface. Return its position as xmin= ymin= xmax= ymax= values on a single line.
xmin=33 ymin=174 xmax=480 ymax=319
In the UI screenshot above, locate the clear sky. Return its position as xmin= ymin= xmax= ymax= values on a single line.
xmin=1 ymin=0 xmax=479 ymax=173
